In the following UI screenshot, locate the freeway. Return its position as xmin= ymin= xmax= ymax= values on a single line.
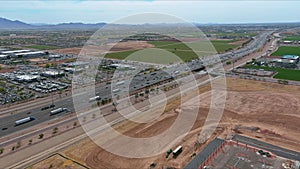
xmin=0 ymin=31 xmax=272 ymax=137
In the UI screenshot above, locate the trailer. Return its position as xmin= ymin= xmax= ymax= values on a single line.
xmin=116 ymin=81 xmax=125 ymax=86
xmin=112 ymin=88 xmax=120 ymax=93
xmin=50 ymin=108 xmax=67 ymax=116
xmin=173 ymin=145 xmax=182 ymax=157
xmin=89 ymin=96 xmax=101 ymax=102
xmin=15 ymin=116 xmax=35 ymax=126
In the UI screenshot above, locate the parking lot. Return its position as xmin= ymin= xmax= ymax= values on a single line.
xmin=208 ymin=144 xmax=287 ymax=169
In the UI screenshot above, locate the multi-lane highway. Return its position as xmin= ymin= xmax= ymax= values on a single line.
xmin=0 ymin=31 xmax=273 ymax=137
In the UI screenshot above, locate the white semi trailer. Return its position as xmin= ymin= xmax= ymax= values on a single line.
xmin=50 ymin=108 xmax=68 ymax=116
xmin=15 ymin=116 xmax=35 ymax=126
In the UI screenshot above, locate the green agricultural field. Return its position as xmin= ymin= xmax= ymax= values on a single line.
xmin=271 ymin=46 xmax=300 ymax=56
xmin=105 ymin=50 xmax=137 ymax=60
xmin=149 ymin=40 xmax=239 ymax=53
xmin=105 ymin=40 xmax=239 ymax=63
xmin=283 ymin=35 xmax=300 ymax=41
xmin=205 ymin=32 xmax=258 ymax=38
xmin=245 ymin=65 xmax=300 ymax=81
xmin=25 ymin=45 xmax=61 ymax=50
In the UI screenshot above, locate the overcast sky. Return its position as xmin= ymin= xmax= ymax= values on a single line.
xmin=1 ymin=1 xmax=300 ymax=24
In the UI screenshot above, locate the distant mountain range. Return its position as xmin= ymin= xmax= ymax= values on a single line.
xmin=0 ymin=17 xmax=106 ymax=29
xmin=1 ymin=17 xmax=300 ymax=30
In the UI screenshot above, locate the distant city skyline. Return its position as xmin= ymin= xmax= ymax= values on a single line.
xmin=1 ymin=1 xmax=300 ymax=24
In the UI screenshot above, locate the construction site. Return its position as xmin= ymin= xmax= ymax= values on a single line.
xmin=23 ymin=77 xmax=300 ymax=169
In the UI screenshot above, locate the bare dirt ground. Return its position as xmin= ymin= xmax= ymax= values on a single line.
xmin=26 ymin=154 xmax=88 ymax=169
xmin=0 ymin=35 xmax=40 ymax=39
xmin=28 ymin=58 xmax=48 ymax=63
xmin=32 ymin=77 xmax=300 ymax=169
xmin=108 ymin=41 xmax=154 ymax=51
xmin=229 ymin=39 xmax=249 ymax=45
xmin=48 ymin=41 xmax=154 ymax=55
xmin=0 ymin=64 xmax=15 ymax=73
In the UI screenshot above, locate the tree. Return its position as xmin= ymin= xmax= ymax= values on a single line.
xmin=16 ymin=141 xmax=21 ymax=149
xmin=112 ymin=102 xmax=118 ymax=112
xmin=52 ymin=127 xmax=58 ymax=134
xmin=226 ymin=61 xmax=231 ymax=65
xmin=0 ymin=147 xmax=3 ymax=154
xmin=73 ymin=122 xmax=77 ymax=128
xmin=45 ymin=63 xmax=50 ymax=68
xmin=145 ymin=89 xmax=150 ymax=98
xmin=135 ymin=93 xmax=139 ymax=103
xmin=28 ymin=139 xmax=32 ymax=145
xmin=39 ymin=133 xmax=44 ymax=139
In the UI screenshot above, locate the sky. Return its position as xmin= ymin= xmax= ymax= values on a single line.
xmin=1 ymin=1 xmax=300 ymax=24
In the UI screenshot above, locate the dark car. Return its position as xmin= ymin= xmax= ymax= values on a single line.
xmin=49 ymin=104 xmax=55 ymax=108
xmin=265 ymin=152 xmax=271 ymax=157
xmin=41 ymin=106 xmax=50 ymax=111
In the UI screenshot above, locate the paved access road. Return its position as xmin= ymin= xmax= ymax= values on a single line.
xmin=232 ymin=134 xmax=300 ymax=161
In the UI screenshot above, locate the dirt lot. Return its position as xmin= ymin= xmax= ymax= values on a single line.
xmin=0 ymin=64 xmax=15 ymax=73
xmin=26 ymin=154 xmax=88 ymax=169
xmin=48 ymin=41 xmax=154 ymax=55
xmin=33 ymin=77 xmax=300 ymax=169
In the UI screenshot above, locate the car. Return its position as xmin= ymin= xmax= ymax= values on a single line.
xmin=256 ymin=150 xmax=264 ymax=155
xmin=41 ymin=106 xmax=50 ymax=111
xmin=265 ymin=152 xmax=271 ymax=158
xmin=2 ymin=127 xmax=8 ymax=131
xmin=26 ymin=112 xmax=31 ymax=114
xmin=50 ymin=104 xmax=55 ymax=108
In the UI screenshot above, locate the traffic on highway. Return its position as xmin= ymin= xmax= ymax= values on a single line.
xmin=0 ymin=31 xmax=273 ymax=137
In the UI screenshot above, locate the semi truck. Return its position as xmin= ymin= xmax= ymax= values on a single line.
xmin=89 ymin=96 xmax=101 ymax=102
xmin=50 ymin=108 xmax=68 ymax=116
xmin=116 ymin=81 xmax=125 ymax=86
xmin=15 ymin=116 xmax=35 ymax=126
xmin=112 ymin=88 xmax=120 ymax=93
xmin=173 ymin=145 xmax=182 ymax=157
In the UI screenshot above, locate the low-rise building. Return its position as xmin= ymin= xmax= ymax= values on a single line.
xmin=41 ymin=70 xmax=65 ymax=78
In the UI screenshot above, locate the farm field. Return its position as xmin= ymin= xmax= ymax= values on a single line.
xmin=283 ymin=35 xmax=300 ymax=41
xmin=205 ymin=31 xmax=258 ymax=38
xmin=271 ymin=46 xmax=300 ymax=56
xmin=245 ymin=65 xmax=300 ymax=81
xmin=105 ymin=40 xmax=239 ymax=63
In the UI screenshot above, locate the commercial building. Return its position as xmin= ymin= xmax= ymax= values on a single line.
xmin=15 ymin=75 xmax=40 ymax=83
xmin=14 ymin=51 xmax=46 ymax=58
xmin=1 ymin=50 xmax=30 ymax=55
xmin=0 ymin=54 xmax=8 ymax=60
xmin=0 ymin=50 xmax=46 ymax=58
xmin=41 ymin=70 xmax=65 ymax=78
xmin=62 ymin=61 xmax=88 ymax=68
xmin=281 ymin=55 xmax=299 ymax=63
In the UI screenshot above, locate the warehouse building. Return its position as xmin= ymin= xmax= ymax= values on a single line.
xmin=15 ymin=75 xmax=40 ymax=83
xmin=1 ymin=49 xmax=30 ymax=55
xmin=14 ymin=51 xmax=46 ymax=58
xmin=0 ymin=54 xmax=9 ymax=60
xmin=41 ymin=70 xmax=65 ymax=78
xmin=0 ymin=50 xmax=46 ymax=58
